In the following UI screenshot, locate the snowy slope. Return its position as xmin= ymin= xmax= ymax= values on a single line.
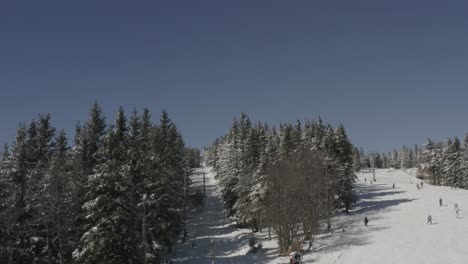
xmin=170 ymin=168 xmax=269 ymax=263
xmin=170 ymin=168 xmax=468 ymax=264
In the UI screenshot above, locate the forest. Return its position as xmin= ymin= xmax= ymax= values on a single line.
xmin=0 ymin=103 xmax=200 ymax=264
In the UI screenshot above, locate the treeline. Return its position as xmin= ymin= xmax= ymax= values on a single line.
xmin=353 ymin=144 xmax=422 ymax=171
xmin=205 ymin=114 xmax=356 ymax=254
xmin=0 ymin=103 xmax=200 ymax=264
xmin=354 ymin=135 xmax=468 ymax=189
xmin=418 ymin=136 xmax=468 ymax=188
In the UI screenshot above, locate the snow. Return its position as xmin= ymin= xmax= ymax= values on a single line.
xmin=170 ymin=168 xmax=468 ymax=263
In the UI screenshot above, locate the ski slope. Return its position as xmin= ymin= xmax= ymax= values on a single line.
xmin=170 ymin=168 xmax=468 ymax=263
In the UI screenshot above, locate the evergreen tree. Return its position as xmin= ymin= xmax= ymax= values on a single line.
xmin=462 ymin=134 xmax=468 ymax=188
xmin=42 ymin=130 xmax=73 ymax=263
xmin=413 ymin=144 xmax=419 ymax=167
xmin=74 ymin=107 xmax=141 ymax=264
xmin=374 ymin=153 xmax=383 ymax=168
xmin=408 ymin=149 xmax=414 ymax=168
xmin=352 ymin=147 xmax=361 ymax=172
xmin=331 ymin=125 xmax=357 ymax=213
xmin=150 ymin=110 xmax=185 ymax=251
xmin=421 ymin=138 xmax=443 ymax=185
xmin=443 ymin=137 xmax=463 ymax=187
xmin=391 ymin=150 xmax=400 ymax=169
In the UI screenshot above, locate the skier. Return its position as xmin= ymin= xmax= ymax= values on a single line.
xmin=191 ymin=240 xmax=198 ymax=248
xmin=365 ymin=178 xmax=367 ymax=183
xmin=416 ymin=183 xmax=420 ymax=190
xmin=420 ymin=182 xmax=424 ymax=188
xmin=439 ymin=198 xmax=443 ymax=206
xmin=392 ymin=183 xmax=395 ymax=189
xmin=364 ymin=216 xmax=369 ymax=227
xmin=427 ymin=215 xmax=432 ymax=224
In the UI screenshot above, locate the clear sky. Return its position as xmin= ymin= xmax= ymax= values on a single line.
xmin=1 ymin=1 xmax=468 ymax=152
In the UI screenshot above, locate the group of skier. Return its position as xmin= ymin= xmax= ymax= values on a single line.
xmin=362 ymin=176 xmax=462 ymax=229
xmin=426 ymin=198 xmax=461 ymax=225
xmin=363 ymin=179 xmax=462 ymax=227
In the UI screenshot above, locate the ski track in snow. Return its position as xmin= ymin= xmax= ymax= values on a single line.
xmin=170 ymin=168 xmax=468 ymax=264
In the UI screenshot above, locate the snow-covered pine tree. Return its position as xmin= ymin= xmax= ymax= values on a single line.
xmin=421 ymin=138 xmax=444 ymax=185
xmin=41 ymin=130 xmax=74 ymax=263
xmin=413 ymin=144 xmax=419 ymax=168
xmin=74 ymin=107 xmax=140 ymax=264
xmin=0 ymin=124 xmax=33 ymax=262
xmin=279 ymin=123 xmax=299 ymax=156
xmin=85 ymin=102 xmax=107 ymax=171
xmin=0 ymin=143 xmax=16 ymax=263
xmin=234 ymin=122 xmax=269 ymax=231
xmin=462 ymin=134 xmax=468 ymax=188
xmin=150 ymin=110 xmax=186 ymax=252
xmin=443 ymin=137 xmax=463 ymax=187
xmin=408 ymin=148 xmax=414 ymax=169
xmin=391 ymin=150 xmax=400 ymax=169
xmin=359 ymin=147 xmax=366 ymax=169
xmin=352 ymin=147 xmax=361 ymax=172
xmin=374 ymin=153 xmax=383 ymax=168
xmin=218 ymin=120 xmax=241 ymax=217
xmin=331 ymin=125 xmax=356 ymax=213
xmin=400 ymin=145 xmax=413 ymax=169
xmin=69 ymin=103 xmax=108 ymax=261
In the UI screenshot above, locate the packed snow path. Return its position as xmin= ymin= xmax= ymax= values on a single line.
xmin=171 ymin=168 xmax=277 ymax=264
xmin=171 ymin=168 xmax=468 ymax=264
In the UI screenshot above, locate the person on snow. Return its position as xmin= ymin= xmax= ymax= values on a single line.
xmin=392 ymin=183 xmax=395 ymax=189
xmin=456 ymin=208 xmax=460 ymax=217
xmin=427 ymin=215 xmax=432 ymax=224
xmin=454 ymin=203 xmax=459 ymax=210
xmin=191 ymin=240 xmax=198 ymax=248
xmin=289 ymin=252 xmax=301 ymax=264
xmin=420 ymin=182 xmax=424 ymax=188
xmin=365 ymin=177 xmax=367 ymax=183
xmin=364 ymin=216 xmax=369 ymax=227
xmin=439 ymin=198 xmax=443 ymax=206
xmin=416 ymin=183 xmax=420 ymax=190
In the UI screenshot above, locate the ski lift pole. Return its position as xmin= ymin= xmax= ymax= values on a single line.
xmin=210 ymin=239 xmax=215 ymax=264
xmin=203 ymin=172 xmax=206 ymax=197
xmin=182 ymin=168 xmax=188 ymax=242
xmin=142 ymin=194 xmax=147 ymax=264
xmin=369 ymin=150 xmax=377 ymax=182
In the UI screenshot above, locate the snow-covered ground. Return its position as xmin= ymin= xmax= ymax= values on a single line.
xmin=170 ymin=168 xmax=468 ymax=263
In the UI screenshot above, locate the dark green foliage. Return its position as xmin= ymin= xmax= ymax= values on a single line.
xmin=207 ymin=113 xmax=358 ymax=231
xmin=0 ymin=103 xmax=189 ymax=263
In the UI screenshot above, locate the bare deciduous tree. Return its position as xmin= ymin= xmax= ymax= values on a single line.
xmin=263 ymin=150 xmax=329 ymax=255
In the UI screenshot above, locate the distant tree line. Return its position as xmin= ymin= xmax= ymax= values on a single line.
xmin=205 ymin=114 xmax=356 ymax=255
xmin=184 ymin=148 xmax=202 ymax=168
xmin=0 ymin=102 xmax=200 ymax=264
xmin=353 ymin=144 xmax=422 ymax=171
xmin=354 ymin=135 xmax=468 ymax=189
xmin=418 ymin=136 xmax=468 ymax=188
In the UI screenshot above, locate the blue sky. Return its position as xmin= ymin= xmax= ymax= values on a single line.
xmin=1 ymin=1 xmax=468 ymax=152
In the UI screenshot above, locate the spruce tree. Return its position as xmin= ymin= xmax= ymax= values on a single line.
xmin=352 ymin=147 xmax=361 ymax=172
xmin=332 ymin=125 xmax=357 ymax=213
xmin=74 ymin=107 xmax=140 ymax=264
xmin=42 ymin=130 xmax=73 ymax=263
xmin=443 ymin=137 xmax=463 ymax=187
